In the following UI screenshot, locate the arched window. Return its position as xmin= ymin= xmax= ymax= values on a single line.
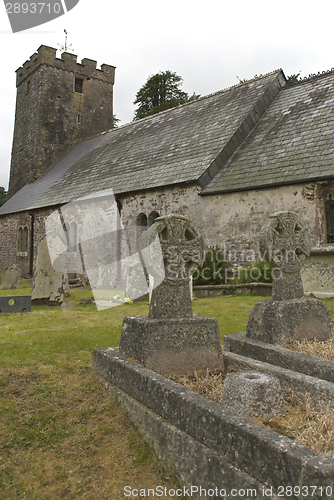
xmin=17 ymin=226 xmax=28 ymax=254
xmin=148 ymin=211 xmax=159 ymax=227
xmin=136 ymin=213 xmax=147 ymax=233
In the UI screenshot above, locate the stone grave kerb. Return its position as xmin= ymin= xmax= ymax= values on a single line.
xmin=247 ymin=211 xmax=334 ymax=344
xmin=119 ymin=214 xmax=222 ymax=375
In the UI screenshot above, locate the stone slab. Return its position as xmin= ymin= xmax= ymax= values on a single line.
xmin=61 ymin=301 xmax=74 ymax=312
xmin=0 ymin=295 xmax=31 ymax=312
xmin=31 ymin=232 xmax=69 ymax=306
xmin=246 ymin=297 xmax=333 ymax=344
xmin=223 ymin=351 xmax=334 ymax=411
xmin=92 ymin=347 xmax=334 ymax=493
xmin=119 ymin=314 xmax=222 ymax=375
xmin=0 ymin=263 xmax=21 ymax=290
xmin=224 ymin=332 xmax=334 ymax=383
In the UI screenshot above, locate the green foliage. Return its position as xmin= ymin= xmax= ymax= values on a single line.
xmin=133 ymin=70 xmax=200 ymax=120
xmin=0 ymin=187 xmax=8 ymax=207
xmin=286 ymin=73 xmax=301 ymax=84
xmin=193 ymin=246 xmax=226 ymax=286
xmin=113 ymin=114 xmax=120 ymax=127
xmin=233 ymin=260 xmax=273 ymax=284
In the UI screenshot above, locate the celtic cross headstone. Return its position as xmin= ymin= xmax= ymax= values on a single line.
xmin=247 ymin=211 xmax=333 ymax=345
xmin=119 ymin=215 xmax=222 ymax=375
xmin=260 ymin=211 xmax=311 ymax=301
xmin=141 ymin=215 xmax=205 ymax=318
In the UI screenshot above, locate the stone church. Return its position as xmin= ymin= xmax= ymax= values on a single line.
xmin=1 ymin=44 xmax=334 ymax=296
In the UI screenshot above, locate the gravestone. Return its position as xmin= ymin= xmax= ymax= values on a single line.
xmin=1 ymin=263 xmax=21 ymax=290
xmin=221 ymin=371 xmax=286 ymax=419
xmin=119 ymin=214 xmax=222 ymax=375
xmin=247 ymin=212 xmax=333 ymax=344
xmin=31 ymin=232 xmax=70 ymax=306
xmin=61 ymin=301 xmax=75 ymax=312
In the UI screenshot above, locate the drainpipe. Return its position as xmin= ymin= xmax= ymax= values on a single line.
xmin=116 ymin=197 xmax=122 ymax=283
xmin=29 ymin=212 xmax=34 ymax=277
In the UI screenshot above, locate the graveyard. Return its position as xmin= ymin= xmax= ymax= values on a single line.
xmin=1 ymin=213 xmax=334 ymax=498
xmin=0 ymin=280 xmax=260 ymax=499
xmin=93 ymin=213 xmax=334 ymax=499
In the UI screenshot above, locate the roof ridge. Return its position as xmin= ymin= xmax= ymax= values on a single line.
xmin=289 ymin=68 xmax=334 ymax=86
xmin=107 ymin=69 xmax=284 ymax=132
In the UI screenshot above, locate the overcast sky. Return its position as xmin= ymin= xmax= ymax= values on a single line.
xmin=0 ymin=0 xmax=333 ymax=191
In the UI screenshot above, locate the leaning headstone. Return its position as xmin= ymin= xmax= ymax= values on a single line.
xmin=247 ymin=211 xmax=333 ymax=344
xmin=221 ymin=371 xmax=286 ymax=419
xmin=119 ymin=214 xmax=222 ymax=375
xmin=31 ymin=232 xmax=69 ymax=306
xmin=1 ymin=263 xmax=21 ymax=290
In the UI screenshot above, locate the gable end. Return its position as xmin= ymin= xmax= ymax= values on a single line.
xmin=198 ymin=71 xmax=287 ymax=188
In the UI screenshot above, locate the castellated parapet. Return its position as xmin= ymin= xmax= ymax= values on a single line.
xmin=9 ymin=45 xmax=116 ymax=198
xmin=16 ymin=45 xmax=115 ymax=86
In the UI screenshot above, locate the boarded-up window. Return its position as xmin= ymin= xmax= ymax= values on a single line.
xmin=22 ymin=227 xmax=28 ymax=252
xmin=75 ymin=77 xmax=83 ymax=93
xmin=325 ymin=196 xmax=334 ymax=243
xmin=17 ymin=226 xmax=28 ymax=253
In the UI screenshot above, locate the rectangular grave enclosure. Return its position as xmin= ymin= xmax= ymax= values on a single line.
xmin=93 ymin=347 xmax=334 ymax=500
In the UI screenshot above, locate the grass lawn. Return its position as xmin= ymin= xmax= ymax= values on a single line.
xmin=1 ymin=282 xmax=333 ymax=499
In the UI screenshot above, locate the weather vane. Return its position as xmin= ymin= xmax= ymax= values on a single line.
xmin=57 ymin=29 xmax=74 ymax=53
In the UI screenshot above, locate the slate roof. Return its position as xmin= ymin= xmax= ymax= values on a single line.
xmin=202 ymin=71 xmax=334 ymax=195
xmin=0 ymin=70 xmax=284 ymax=215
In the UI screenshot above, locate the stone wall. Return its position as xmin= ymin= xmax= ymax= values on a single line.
xmin=0 ymin=211 xmax=31 ymax=276
xmin=1 ymin=178 xmax=334 ymax=294
xmin=120 ymin=180 xmax=327 ymax=261
xmin=119 ymin=179 xmax=334 ymax=294
xmin=0 ymin=206 xmax=58 ymax=277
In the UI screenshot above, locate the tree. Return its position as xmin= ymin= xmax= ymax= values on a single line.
xmin=133 ymin=71 xmax=200 ymax=120
xmin=0 ymin=187 xmax=7 ymax=207
xmin=286 ymin=73 xmax=301 ymax=84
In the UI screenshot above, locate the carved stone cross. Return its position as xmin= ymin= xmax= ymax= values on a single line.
xmin=120 ymin=214 xmax=222 ymax=375
xmin=260 ymin=211 xmax=311 ymax=300
xmin=247 ymin=211 xmax=333 ymax=344
xmin=140 ymin=215 xmax=205 ymax=318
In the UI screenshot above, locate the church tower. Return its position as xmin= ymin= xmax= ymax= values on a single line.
xmin=8 ymin=45 xmax=115 ymax=198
